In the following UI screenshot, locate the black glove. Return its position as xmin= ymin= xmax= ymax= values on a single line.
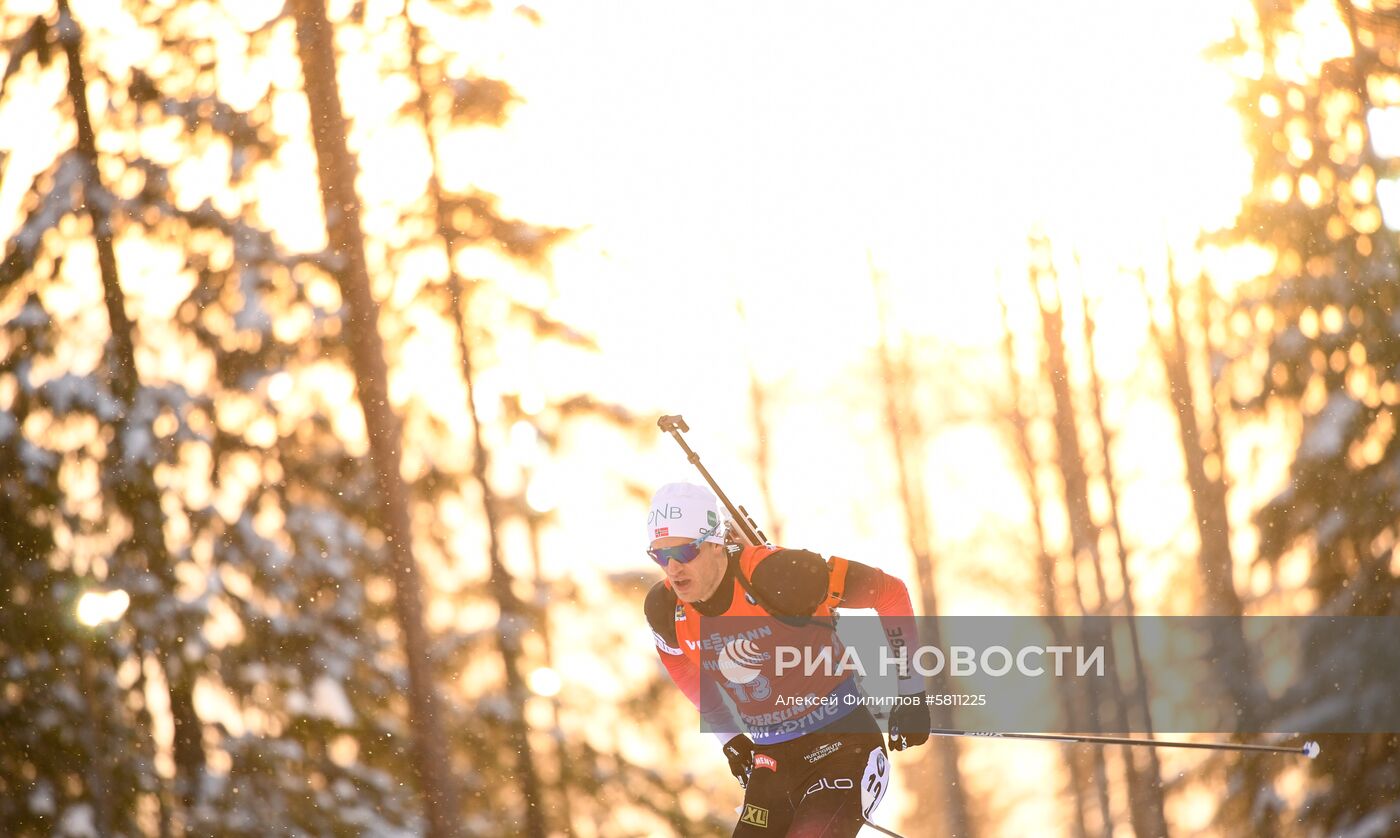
xmin=888 ymin=693 xmax=931 ymax=751
xmin=722 ymin=734 xmax=756 ymax=788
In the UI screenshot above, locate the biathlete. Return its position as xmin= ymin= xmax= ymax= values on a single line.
xmin=643 ymin=482 xmax=931 ymax=837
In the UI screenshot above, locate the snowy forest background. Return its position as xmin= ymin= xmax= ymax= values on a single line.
xmin=1 ymin=0 xmax=1397 ymax=835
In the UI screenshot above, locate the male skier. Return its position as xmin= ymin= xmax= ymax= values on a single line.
xmin=643 ymin=481 xmax=931 ymax=836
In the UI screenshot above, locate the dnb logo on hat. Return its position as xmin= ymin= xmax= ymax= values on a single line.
xmin=646 ymin=482 xmax=724 ymax=546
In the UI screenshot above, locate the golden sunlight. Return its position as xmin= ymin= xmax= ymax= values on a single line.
xmin=3 ymin=0 xmax=1374 ymax=834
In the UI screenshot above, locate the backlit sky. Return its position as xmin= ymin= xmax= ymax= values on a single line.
xmin=452 ymin=0 xmax=1264 ymax=580
xmin=0 ymin=0 xmax=1292 ymax=647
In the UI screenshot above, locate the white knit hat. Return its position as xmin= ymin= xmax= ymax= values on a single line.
xmin=645 ymin=482 xmax=726 ymax=545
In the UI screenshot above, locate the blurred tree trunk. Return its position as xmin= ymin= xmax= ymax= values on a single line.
xmin=1078 ymin=281 xmax=1170 ymax=836
xmin=524 ymin=508 xmax=576 ymax=832
xmin=746 ymin=367 xmax=784 ymax=544
xmin=402 ymin=15 xmax=546 ymax=836
xmin=736 ymin=299 xmax=785 ymax=545
xmin=1025 ymin=251 xmax=1119 ymax=836
xmin=289 ymin=2 xmax=461 ymax=835
xmin=56 ymin=2 xmax=199 ymax=828
xmin=1154 ymin=257 xmax=1247 ymax=620
xmin=1145 ymin=257 xmax=1275 ymax=836
xmin=870 ymin=261 xmax=976 ymax=838
xmin=456 ymin=315 xmax=545 ymax=838
xmin=505 ymin=398 xmax=654 ymax=831
xmin=995 ymin=288 xmax=1094 ymax=838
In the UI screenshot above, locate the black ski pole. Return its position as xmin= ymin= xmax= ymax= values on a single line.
xmin=657 ymin=415 xmax=769 ymax=546
xmin=924 ymin=729 xmax=1320 ymax=759
xmin=859 ymin=817 xmax=905 ymax=838
xmin=853 ymin=733 xmax=1317 ymax=838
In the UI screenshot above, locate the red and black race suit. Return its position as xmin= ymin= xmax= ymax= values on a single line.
xmin=646 ymin=545 xmax=918 ymax=836
xmin=734 ymin=707 xmax=890 ymax=837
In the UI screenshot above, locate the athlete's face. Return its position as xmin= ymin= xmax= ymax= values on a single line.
xmin=651 ymin=536 xmax=727 ymax=603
